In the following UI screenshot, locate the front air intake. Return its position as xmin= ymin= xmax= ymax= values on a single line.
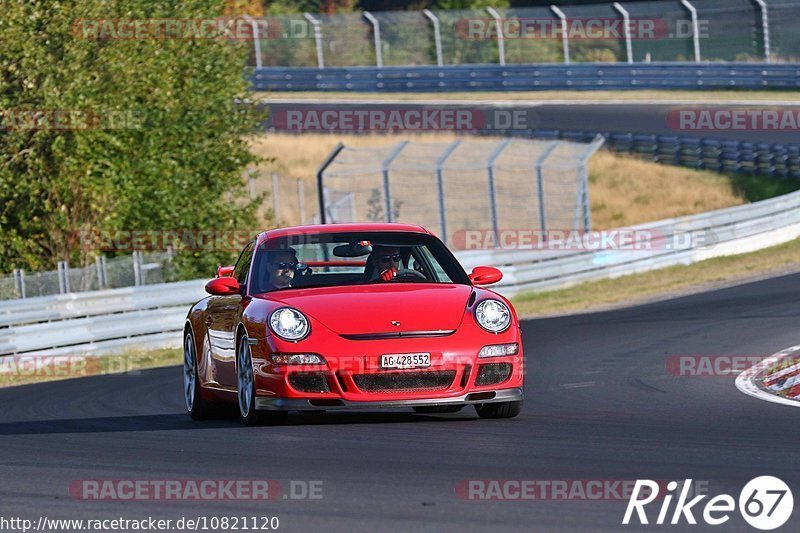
xmin=289 ymin=372 xmax=330 ymax=393
xmin=475 ymin=363 xmax=512 ymax=386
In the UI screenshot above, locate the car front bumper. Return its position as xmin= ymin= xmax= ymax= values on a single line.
xmin=254 ymin=387 xmax=523 ymax=411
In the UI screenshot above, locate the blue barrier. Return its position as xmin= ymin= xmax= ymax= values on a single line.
xmin=251 ymin=63 xmax=800 ymax=92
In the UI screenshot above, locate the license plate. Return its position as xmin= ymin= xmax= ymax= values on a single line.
xmin=380 ymin=353 xmax=431 ymax=369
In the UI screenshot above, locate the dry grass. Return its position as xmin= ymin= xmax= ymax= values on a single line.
xmin=255 ymin=90 xmax=800 ymax=103
xmin=587 ymin=150 xmax=745 ymax=229
xmin=248 ymin=133 xmax=748 ymax=229
xmin=512 ymin=237 xmax=800 ymax=318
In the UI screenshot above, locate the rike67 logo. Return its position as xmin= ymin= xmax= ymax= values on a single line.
xmin=623 ymin=477 xmax=794 ymax=530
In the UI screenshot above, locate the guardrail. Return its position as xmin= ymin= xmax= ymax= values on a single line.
xmin=0 ymin=281 xmax=205 ymax=356
xmin=251 ymin=63 xmax=800 ymax=92
xmin=3 ymin=186 xmax=800 ymax=355
xmin=455 ymin=187 xmax=800 ymax=296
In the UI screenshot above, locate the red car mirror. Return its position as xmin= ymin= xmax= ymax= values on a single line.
xmin=205 ymin=276 xmax=240 ymax=296
xmin=469 ymin=266 xmax=503 ymax=286
xmin=217 ymin=265 xmax=235 ymax=278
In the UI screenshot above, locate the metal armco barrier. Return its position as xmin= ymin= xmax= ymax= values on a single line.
xmin=456 ymin=187 xmax=800 ymax=296
xmin=251 ymin=64 xmax=800 ymax=92
xmin=0 ymin=280 xmax=206 ymax=356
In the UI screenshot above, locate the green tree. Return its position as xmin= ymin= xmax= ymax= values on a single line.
xmin=0 ymin=0 xmax=266 ymax=279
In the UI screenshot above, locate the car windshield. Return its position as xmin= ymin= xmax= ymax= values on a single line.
xmin=250 ymin=231 xmax=470 ymax=293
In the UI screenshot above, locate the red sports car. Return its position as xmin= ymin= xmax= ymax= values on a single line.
xmin=183 ymin=223 xmax=524 ymax=424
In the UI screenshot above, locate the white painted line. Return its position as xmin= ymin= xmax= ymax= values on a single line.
xmin=735 ymin=345 xmax=800 ymax=408
xmin=563 ymin=381 xmax=596 ymax=389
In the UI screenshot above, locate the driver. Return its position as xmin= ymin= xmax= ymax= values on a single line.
xmin=262 ymin=248 xmax=298 ymax=290
xmin=367 ymin=245 xmax=402 ymax=282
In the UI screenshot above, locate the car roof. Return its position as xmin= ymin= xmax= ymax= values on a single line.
xmin=255 ymin=223 xmax=432 ymax=245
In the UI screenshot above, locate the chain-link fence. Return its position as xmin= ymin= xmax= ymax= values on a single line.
xmin=247 ymin=172 xmax=319 ymax=227
xmin=317 ymin=137 xmax=604 ymax=249
xmin=0 ymin=251 xmax=175 ymax=301
xmin=249 ymin=1 xmax=800 ymax=67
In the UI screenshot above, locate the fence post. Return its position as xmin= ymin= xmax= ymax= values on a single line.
xmin=535 ymin=141 xmax=560 ymax=234
xmin=272 ymin=172 xmax=280 ymax=221
xmin=18 ymin=269 xmax=26 ymax=299
xmin=132 ymin=251 xmax=142 ymax=287
xmin=434 ymin=140 xmax=461 ymax=245
xmin=680 ymin=0 xmax=702 ymax=63
xmin=57 ymin=261 xmax=70 ymax=294
xmin=297 ymin=179 xmax=306 ymax=224
xmin=487 ymin=139 xmax=512 ymax=246
xmin=304 ymin=13 xmax=325 ymax=68
xmin=243 ymin=15 xmax=263 ymax=68
xmin=96 ymin=255 xmax=107 ymax=289
xmin=423 ymin=9 xmax=443 ymax=67
xmin=486 ymin=7 xmax=506 ymax=66
xmin=316 ymin=143 xmax=346 ymax=224
xmin=363 ymin=11 xmax=383 ymax=68
xmin=613 ymin=2 xmax=634 ymax=64
xmin=13 ymin=269 xmax=23 ymax=299
xmin=577 ymin=135 xmax=606 ymax=231
xmin=381 ymin=141 xmax=410 ymax=223
xmin=550 ymin=5 xmax=571 ymax=64
xmin=752 ymin=0 xmax=771 ymax=63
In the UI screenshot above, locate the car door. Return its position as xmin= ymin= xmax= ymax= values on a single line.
xmin=206 ymin=241 xmax=254 ymax=390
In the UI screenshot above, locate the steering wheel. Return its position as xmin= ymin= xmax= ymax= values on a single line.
xmin=390 ymin=268 xmax=427 ymax=282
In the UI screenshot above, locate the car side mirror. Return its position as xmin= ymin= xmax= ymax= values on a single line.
xmin=469 ymin=266 xmax=503 ymax=286
xmin=217 ymin=265 xmax=235 ymax=278
xmin=205 ymin=276 xmax=240 ymax=296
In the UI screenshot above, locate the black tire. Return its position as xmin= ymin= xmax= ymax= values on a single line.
xmin=413 ymin=405 xmax=465 ymax=414
xmin=184 ymin=331 xmax=209 ymax=420
xmin=474 ymin=400 xmax=523 ymax=419
xmin=237 ymin=335 xmax=288 ymax=426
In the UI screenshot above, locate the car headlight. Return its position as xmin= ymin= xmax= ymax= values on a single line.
xmin=268 ymin=307 xmax=310 ymax=341
xmin=475 ymin=299 xmax=511 ymax=333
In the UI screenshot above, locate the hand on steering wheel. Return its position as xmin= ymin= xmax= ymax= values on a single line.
xmin=379 ymin=267 xmax=397 ymax=281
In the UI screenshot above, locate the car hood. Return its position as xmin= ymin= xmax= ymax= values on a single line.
xmin=264 ymin=284 xmax=473 ymax=335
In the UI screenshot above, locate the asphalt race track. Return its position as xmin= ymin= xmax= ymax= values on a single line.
xmin=1 ymin=273 xmax=799 ymax=532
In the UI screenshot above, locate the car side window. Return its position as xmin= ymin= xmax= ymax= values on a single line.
xmin=233 ymin=242 xmax=255 ymax=285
